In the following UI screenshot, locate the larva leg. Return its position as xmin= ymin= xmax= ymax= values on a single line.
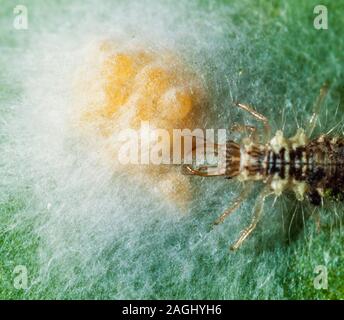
xmin=213 ymin=182 xmax=253 ymax=226
xmin=306 ymin=82 xmax=329 ymax=137
xmin=230 ymin=188 xmax=274 ymax=251
xmin=311 ymin=208 xmax=321 ymax=233
xmin=235 ymin=103 xmax=271 ymax=142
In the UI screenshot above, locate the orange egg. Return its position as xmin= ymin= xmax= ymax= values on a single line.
xmin=72 ymin=40 xmax=207 ymax=209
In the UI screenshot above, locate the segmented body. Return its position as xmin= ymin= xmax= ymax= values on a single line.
xmin=225 ymin=129 xmax=344 ymax=205
xmin=183 ymin=88 xmax=335 ymax=250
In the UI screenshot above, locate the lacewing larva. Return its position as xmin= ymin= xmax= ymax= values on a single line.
xmin=183 ymin=84 xmax=339 ymax=250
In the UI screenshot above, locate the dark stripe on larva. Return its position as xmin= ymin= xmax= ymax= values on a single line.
xmin=279 ymin=148 xmax=286 ymax=179
xmin=265 ymin=148 xmax=286 ymax=179
xmin=289 ymin=147 xmax=306 ymax=181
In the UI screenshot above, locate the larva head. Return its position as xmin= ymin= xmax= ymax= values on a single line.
xmin=181 ymin=140 xmax=241 ymax=178
xmin=223 ymin=140 xmax=241 ymax=178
